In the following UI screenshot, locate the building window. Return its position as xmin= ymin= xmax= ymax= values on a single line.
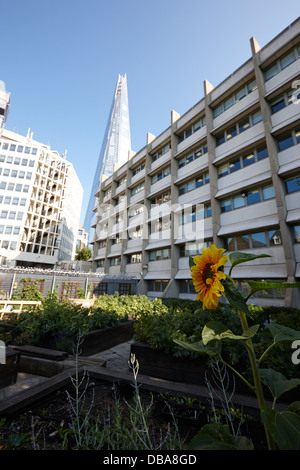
xmin=212 ymin=78 xmax=257 ymax=118
xmin=179 ymin=240 xmax=212 ymax=257
xmin=132 ymin=162 xmax=145 ymax=176
xmin=110 ymin=256 xmax=121 ymax=266
xmin=285 ymin=175 xmax=300 ymax=194
xmin=147 ymin=280 xmax=168 ymax=292
xmin=217 ymin=146 xmax=268 ymax=178
xmin=149 ymin=248 xmax=171 ymax=261
xmin=128 ymin=253 xmax=142 ymax=264
xmin=150 ymin=191 xmax=171 ymax=205
xmin=93 ymin=282 xmax=108 ymax=296
xmin=152 ymin=143 xmax=171 ymax=162
xmin=179 ymin=172 xmax=209 ymax=195
xmin=177 ymin=117 xmax=206 ymax=143
xmin=264 ymin=46 xmax=299 ymax=81
xmin=179 ymin=280 xmax=195 ymax=294
xmin=215 ymin=110 xmax=262 ymax=147
xmin=118 ymin=283 xmax=132 ymax=295
xmin=178 ymin=143 xmax=208 ymax=168
xmin=131 ymin=182 xmax=144 ymax=196
xmin=223 ymin=228 xmax=282 ymax=251
xmin=151 ymin=166 xmax=171 ymax=184
xmin=293 ymin=225 xmax=300 ymax=243
xmin=220 ymin=184 xmax=275 ymax=213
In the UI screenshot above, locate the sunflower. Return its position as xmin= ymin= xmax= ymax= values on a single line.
xmin=190 ymin=244 xmax=229 ymax=310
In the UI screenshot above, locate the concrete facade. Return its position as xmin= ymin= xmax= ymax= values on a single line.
xmin=91 ymin=19 xmax=300 ymax=307
xmin=0 ymin=128 xmax=83 ymax=268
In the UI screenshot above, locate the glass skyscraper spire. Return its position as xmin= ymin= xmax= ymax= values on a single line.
xmin=84 ymin=74 xmax=131 ymax=242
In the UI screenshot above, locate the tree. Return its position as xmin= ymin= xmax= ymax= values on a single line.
xmin=75 ymin=246 xmax=92 ymax=261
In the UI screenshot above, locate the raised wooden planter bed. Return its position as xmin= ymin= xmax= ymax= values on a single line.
xmin=0 ymin=347 xmax=20 ymax=389
xmin=80 ymin=320 xmax=136 ymax=356
xmin=130 ymin=341 xmax=299 ymax=403
xmin=38 ymin=320 xmax=136 ymax=356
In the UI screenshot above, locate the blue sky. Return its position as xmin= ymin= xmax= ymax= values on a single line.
xmin=2 ymin=0 xmax=299 ymax=224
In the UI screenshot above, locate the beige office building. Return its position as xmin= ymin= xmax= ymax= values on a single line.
xmin=92 ymin=18 xmax=300 ymax=307
xmin=0 ymin=128 xmax=83 ymax=268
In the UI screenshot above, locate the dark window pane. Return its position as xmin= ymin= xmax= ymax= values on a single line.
xmin=236 ymin=234 xmax=250 ymax=250
xmin=247 ymin=190 xmax=260 ymax=205
xmin=278 ymin=134 xmax=294 ymax=151
xmin=243 ymin=153 xmax=255 ymax=167
xmin=251 ymin=231 xmax=267 ymax=248
xmin=285 ymin=176 xmax=300 ymax=193
xmin=257 ymin=147 xmax=268 ymax=160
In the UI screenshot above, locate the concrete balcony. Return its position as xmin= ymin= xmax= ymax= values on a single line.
xmin=278 ymin=143 xmax=300 ymax=176
xmin=178 ymin=183 xmax=211 ymax=207
xmin=218 ymin=199 xmax=279 ymax=236
xmin=217 ymin=158 xmax=271 ymax=198
xmin=130 ymin=168 xmax=145 ymax=187
xmin=213 ymin=89 xmax=260 ymax=131
xmin=177 ymin=126 xmax=207 ymax=154
xmin=177 ymin=154 xmax=209 ymax=183
xmin=149 ymin=174 xmax=171 ymax=196
xmin=265 ymin=59 xmax=300 ymax=96
xmin=214 ymin=122 xmax=265 ymax=163
xmin=150 ymin=150 xmax=171 ymax=174
xmin=271 ymin=101 xmax=300 ymax=133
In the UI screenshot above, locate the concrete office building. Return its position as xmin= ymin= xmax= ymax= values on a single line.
xmin=0 ymin=128 xmax=83 ymax=268
xmin=92 ymin=18 xmax=300 ymax=307
xmin=0 ymin=82 xmax=10 ymax=137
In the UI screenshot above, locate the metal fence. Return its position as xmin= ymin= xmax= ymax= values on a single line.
xmin=0 ymin=267 xmax=138 ymax=300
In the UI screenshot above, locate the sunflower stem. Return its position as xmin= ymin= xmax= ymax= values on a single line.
xmin=238 ymin=310 xmax=276 ymax=450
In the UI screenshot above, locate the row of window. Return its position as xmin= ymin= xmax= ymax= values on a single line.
xmin=178 ymin=172 xmax=210 ymax=195
xmin=223 ymin=228 xmax=282 ymax=251
xmin=264 ymin=45 xmax=300 ymax=81
xmin=0 ymin=224 xmax=21 ymax=234
xmin=276 ymin=127 xmax=300 ymax=152
xmin=148 ymin=248 xmax=171 ymax=261
xmin=151 ymin=165 xmax=171 ymax=184
xmin=0 ymin=142 xmax=38 ymax=155
xmin=218 ymin=146 xmax=268 ymax=177
xmin=285 ymin=175 xmax=300 ymax=194
xmin=152 ymin=143 xmax=171 ymax=162
xmin=212 ymin=79 xmax=257 ymax=118
xmin=0 ymin=210 xmax=24 ymax=220
xmin=0 ymin=240 xmax=18 ymax=250
xmin=0 ymin=181 xmax=30 ymax=192
xmin=178 ymin=143 xmax=208 ymax=169
xmin=177 ymin=117 xmax=206 ymax=144
xmin=220 ymin=184 xmax=275 ymax=213
xmin=0 ymin=196 xmax=27 ymax=206
xmin=0 ymin=155 xmax=35 ymax=166
xmin=180 ymin=204 xmax=212 ymax=224
xmin=147 ymin=279 xmax=288 ymax=298
xmin=0 ymin=168 xmax=32 ymax=179
xmin=215 ymin=110 xmax=263 ymax=146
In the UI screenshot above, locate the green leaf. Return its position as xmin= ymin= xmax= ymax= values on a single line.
xmin=248 ymin=280 xmax=300 ymax=296
xmin=202 ymin=321 xmax=252 ymax=345
xmin=259 ymin=369 xmax=300 ymax=401
xmin=261 ymin=406 xmax=300 ymax=450
xmin=229 ymin=252 xmax=271 ymax=273
xmin=173 ymin=338 xmax=222 ymax=360
xmin=187 ymin=423 xmax=254 ymax=450
xmin=267 ymin=323 xmax=300 ymax=344
xmin=189 ymin=256 xmax=196 ymax=268
xmin=222 ymin=277 xmax=249 ymax=314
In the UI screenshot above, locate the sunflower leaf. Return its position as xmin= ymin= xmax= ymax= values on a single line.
xmin=173 ymin=338 xmax=222 ymax=360
xmin=229 ymin=252 xmax=271 ymax=274
xmin=189 ymin=256 xmax=196 ymax=268
xmin=202 ymin=321 xmax=249 ymax=345
xmin=248 ymin=280 xmax=300 ymax=296
xmin=222 ymin=277 xmax=249 ymax=314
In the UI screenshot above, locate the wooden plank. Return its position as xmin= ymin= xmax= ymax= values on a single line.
xmin=11 ymin=345 xmax=68 ymax=361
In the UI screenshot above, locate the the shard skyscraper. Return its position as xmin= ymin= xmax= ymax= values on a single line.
xmin=84 ymin=74 xmax=131 ymax=242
